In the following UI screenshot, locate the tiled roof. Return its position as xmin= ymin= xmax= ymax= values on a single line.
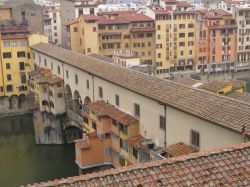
xmin=28 ymin=142 xmax=250 ymax=186
xmin=80 ymin=14 xmax=98 ymax=21
xmin=176 ymin=1 xmax=192 ymax=7
xmin=198 ymin=80 xmax=231 ymax=93
xmin=227 ymin=80 xmax=245 ymax=90
xmin=31 ymin=43 xmax=250 ymax=136
xmin=89 ymin=100 xmax=138 ymax=125
xmin=96 ymin=12 xmax=153 ymax=25
xmin=127 ymin=134 xmax=145 ymax=148
xmin=228 ymin=91 xmax=250 ymax=103
xmin=165 ymin=142 xmax=197 ymax=157
xmin=177 ymin=78 xmax=203 ymax=87
xmin=87 ymin=54 xmax=113 ymax=63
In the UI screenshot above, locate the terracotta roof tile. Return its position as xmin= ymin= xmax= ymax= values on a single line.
xmin=165 ymin=142 xmax=197 ymax=157
xmin=30 ymin=142 xmax=250 ymax=186
xmin=31 ymin=43 xmax=250 ymax=137
xmin=228 ymin=91 xmax=250 ymax=103
xmin=89 ymin=100 xmax=138 ymax=125
xmin=199 ymin=80 xmax=231 ymax=93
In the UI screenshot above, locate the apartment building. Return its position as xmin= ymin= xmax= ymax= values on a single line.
xmin=232 ymin=6 xmax=250 ymax=70
xmin=76 ymin=100 xmax=140 ymax=170
xmin=195 ymin=9 xmax=237 ymax=73
xmin=61 ymin=0 xmax=98 ymax=49
xmin=0 ymin=28 xmax=48 ymax=97
xmin=0 ymin=1 xmax=44 ymax=34
xmin=155 ymin=10 xmax=196 ymax=78
xmin=44 ymin=7 xmax=62 ymax=45
xmin=69 ymin=11 xmax=156 ymax=66
xmin=29 ymin=67 xmax=66 ymax=115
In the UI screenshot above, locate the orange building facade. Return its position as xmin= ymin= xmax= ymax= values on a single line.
xmin=75 ymin=100 xmax=142 ymax=171
xmin=195 ymin=10 xmax=237 ymax=73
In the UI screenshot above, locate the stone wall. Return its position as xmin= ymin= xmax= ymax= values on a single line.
xmin=0 ymin=95 xmax=34 ymax=116
xmin=33 ymin=110 xmax=65 ymax=144
xmin=33 ymin=109 xmax=84 ymax=145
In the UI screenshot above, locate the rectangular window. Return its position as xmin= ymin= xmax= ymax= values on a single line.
xmin=75 ymin=74 xmax=78 ymax=84
xmin=66 ymin=70 xmax=69 ymax=78
xmin=115 ymin=94 xmax=119 ymax=106
xmin=44 ymin=59 xmax=47 ymax=67
xmin=19 ymin=62 xmax=25 ymax=70
xmin=51 ymin=62 xmax=53 ymax=70
xmin=134 ymin=103 xmax=140 ymax=118
xmin=191 ymin=130 xmax=200 ymax=149
xmin=57 ymin=66 xmax=60 ymax=74
xmin=133 ymin=147 xmax=138 ymax=159
xmin=98 ymin=86 xmax=103 ymax=98
xmin=7 ymin=74 xmax=11 ymax=81
xmin=160 ymin=115 xmax=166 ymax=130
xmin=20 ymin=74 xmax=26 ymax=83
xmin=74 ymin=27 xmax=78 ymax=32
xmin=17 ymin=51 xmax=26 ymax=58
xmin=6 ymin=63 xmax=10 ymax=69
xmin=3 ymin=52 xmax=11 ymax=58
xmin=6 ymin=85 xmax=13 ymax=92
xmin=86 ymin=80 xmax=89 ymax=90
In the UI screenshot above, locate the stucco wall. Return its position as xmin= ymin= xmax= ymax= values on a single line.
xmin=166 ymin=107 xmax=243 ymax=150
xmin=33 ymin=50 xmax=246 ymax=150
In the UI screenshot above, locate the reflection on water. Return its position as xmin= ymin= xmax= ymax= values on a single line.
xmin=0 ymin=113 xmax=78 ymax=187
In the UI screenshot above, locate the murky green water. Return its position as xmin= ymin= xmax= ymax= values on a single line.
xmin=0 ymin=114 xmax=78 ymax=187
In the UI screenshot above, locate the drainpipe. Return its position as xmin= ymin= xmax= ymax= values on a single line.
xmin=91 ymin=74 xmax=95 ymax=102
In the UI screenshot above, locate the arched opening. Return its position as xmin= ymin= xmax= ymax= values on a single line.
xmin=65 ymin=84 xmax=73 ymax=110
xmin=64 ymin=126 xmax=82 ymax=143
xmin=18 ymin=94 xmax=26 ymax=109
xmin=84 ymin=96 xmax=92 ymax=105
xmin=73 ymin=90 xmax=82 ymax=114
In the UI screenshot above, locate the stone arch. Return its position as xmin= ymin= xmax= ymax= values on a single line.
xmin=65 ymin=84 xmax=73 ymax=110
xmin=64 ymin=125 xmax=83 ymax=143
xmin=73 ymin=90 xmax=82 ymax=114
xmin=84 ymin=96 xmax=92 ymax=105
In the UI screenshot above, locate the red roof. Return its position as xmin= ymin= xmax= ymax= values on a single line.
xmin=176 ymin=1 xmax=192 ymax=7
xmin=80 ymin=14 xmax=98 ymax=21
xmin=30 ymin=142 xmax=250 ymax=186
xmin=165 ymin=142 xmax=197 ymax=157
xmin=89 ymin=100 xmax=138 ymax=125
xmin=96 ymin=12 xmax=153 ymax=25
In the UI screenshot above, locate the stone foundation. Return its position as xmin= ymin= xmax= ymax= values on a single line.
xmin=33 ymin=110 xmax=65 ymax=144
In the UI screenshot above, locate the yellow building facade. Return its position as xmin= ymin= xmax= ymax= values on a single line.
xmin=69 ymin=12 xmax=156 ymax=65
xmin=155 ymin=11 xmax=196 ymax=78
xmin=0 ymin=29 xmax=48 ymax=97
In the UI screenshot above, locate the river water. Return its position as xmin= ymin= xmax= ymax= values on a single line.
xmin=0 ymin=113 xmax=78 ymax=187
